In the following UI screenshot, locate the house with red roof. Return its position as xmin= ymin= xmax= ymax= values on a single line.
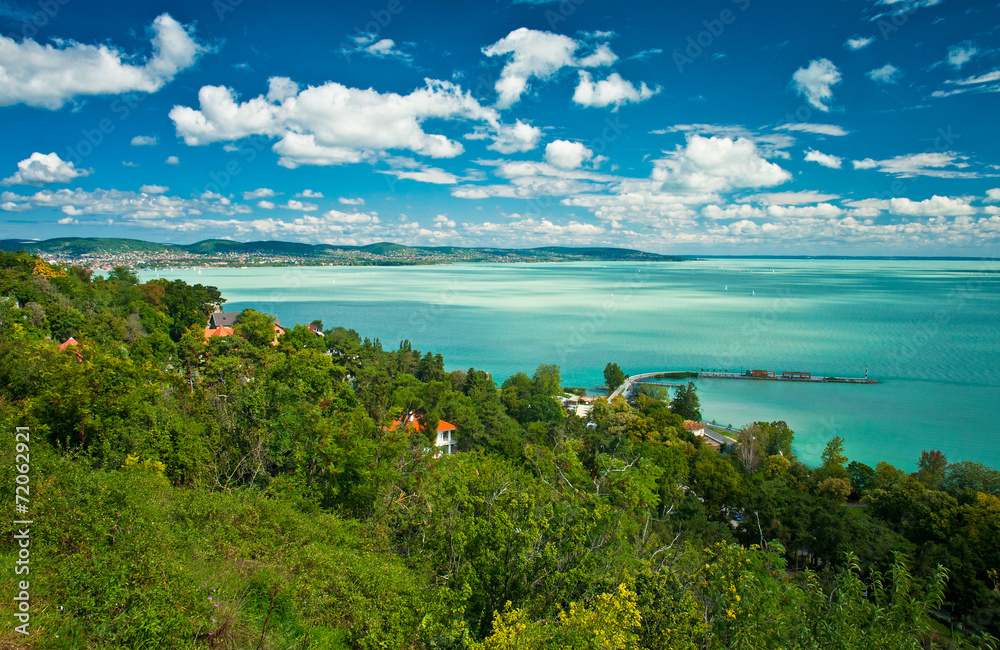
xmin=204 ymin=311 xmax=286 ymax=346
xmin=58 ymin=336 xmax=83 ymax=362
xmin=388 ymin=412 xmax=459 ymax=458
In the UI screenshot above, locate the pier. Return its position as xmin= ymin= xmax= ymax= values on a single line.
xmin=609 ymin=369 xmax=877 ymax=400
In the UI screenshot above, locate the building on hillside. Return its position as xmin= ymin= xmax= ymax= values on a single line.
xmin=684 ymin=420 xmax=724 ymax=451
xmin=58 ymin=336 xmax=83 ymax=362
xmin=388 ymin=412 xmax=458 ymax=458
xmin=204 ymin=311 xmax=286 ymax=345
xmin=306 ymin=323 xmax=325 ymax=336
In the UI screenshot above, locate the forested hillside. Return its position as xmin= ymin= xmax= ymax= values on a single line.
xmin=1 ymin=251 xmax=997 ymax=649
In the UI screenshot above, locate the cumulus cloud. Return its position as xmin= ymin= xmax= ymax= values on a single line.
xmin=0 ymin=187 xmax=249 ymax=221
xmin=257 ymin=200 xmax=275 ymax=209
xmin=845 ymin=36 xmax=874 ymax=50
xmin=339 ymin=197 xmax=365 ymax=205
xmin=131 ymin=135 xmax=159 ymax=146
xmin=804 ymin=149 xmax=843 ymax=168
xmin=284 ymin=199 xmax=318 ymax=211
xmin=0 ymin=14 xmax=205 ymax=109
xmin=482 ymin=28 xmax=651 ymax=109
xmin=652 ymin=135 xmax=792 ymax=193
xmin=846 ymin=195 xmax=976 ymax=217
xmin=792 ymin=58 xmax=842 ymax=112
xmin=868 ymin=63 xmax=901 ymax=84
xmin=165 ymin=156 xmax=179 ymax=165
xmin=297 ymin=189 xmax=323 ymax=198
xmin=776 ymin=123 xmax=850 ymax=137
xmin=483 ymin=28 xmax=591 ymax=108
xmin=572 ymin=71 xmax=659 ymax=109
xmin=139 ymin=184 xmax=168 ymax=194
xmin=243 ymin=188 xmax=278 ymax=200
xmin=986 ymin=188 xmax=1000 ymax=202
xmin=2 ymin=152 xmax=91 ymax=186
xmin=471 ymin=119 xmax=543 ymax=154
xmin=170 ymin=77 xmax=535 ymax=166
xmin=851 ymin=152 xmax=978 ymax=178
xmin=545 ymin=140 xmax=594 ymax=170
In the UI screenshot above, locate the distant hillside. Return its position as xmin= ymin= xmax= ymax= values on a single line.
xmin=0 ymin=237 xmax=686 ymax=267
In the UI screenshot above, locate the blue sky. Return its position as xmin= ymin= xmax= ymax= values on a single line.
xmin=1 ymin=0 xmax=998 ymax=255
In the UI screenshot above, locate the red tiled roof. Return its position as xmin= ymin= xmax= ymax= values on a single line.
xmin=388 ymin=413 xmax=457 ymax=433
xmin=682 ymin=420 xmax=705 ymax=431
xmin=58 ymin=337 xmax=79 ymax=352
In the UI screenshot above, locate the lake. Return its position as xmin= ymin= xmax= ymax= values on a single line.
xmin=141 ymin=259 xmax=1000 ymax=470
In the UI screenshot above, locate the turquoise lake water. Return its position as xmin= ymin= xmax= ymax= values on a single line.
xmin=141 ymin=259 xmax=1000 ymax=470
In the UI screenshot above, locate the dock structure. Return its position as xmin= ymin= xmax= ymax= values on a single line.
xmin=608 ymin=369 xmax=877 ymax=400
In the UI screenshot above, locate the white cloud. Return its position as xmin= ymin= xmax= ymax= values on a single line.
xmin=122 ymin=161 xmax=139 ymax=167
xmin=257 ymin=200 xmax=275 ymax=209
xmin=339 ymin=197 xmax=365 ymax=205
xmin=947 ymin=42 xmax=978 ymax=70
xmin=945 ymin=68 xmax=1000 ymax=86
xmin=0 ymin=14 xmax=205 ymax=109
xmin=741 ymin=191 xmax=841 ymax=205
xmin=284 ymin=199 xmax=318 ymax=211
xmin=2 ymin=152 xmax=91 ymax=186
xmin=478 ymin=120 xmax=543 ymax=154
xmin=242 ymin=188 xmax=278 ymax=200
xmin=165 ymin=155 xmax=179 ymax=165
xmin=871 ymin=0 xmax=942 ymax=18
xmin=868 ymin=63 xmax=901 ymax=84
xmin=170 ymin=77 xmax=530 ymax=166
xmin=933 ymin=68 xmax=1000 ymax=98
xmin=652 ymin=135 xmax=791 ymax=193
xmin=572 ymin=71 xmax=659 ymax=109
xmin=296 ymin=189 xmax=323 ymax=198
xmin=2 ymin=187 xmax=249 ymax=221
xmin=139 ymin=184 xmax=168 ymax=194
xmin=845 ymin=36 xmax=874 ymax=50
xmin=848 ymin=195 xmax=976 ymax=217
xmin=851 ymin=152 xmax=979 ymax=178
xmin=482 ymin=28 xmax=586 ymax=108
xmin=776 ymin=123 xmax=850 ymax=137
xmin=340 ymin=33 xmax=412 ymax=63
xmin=380 ymin=165 xmax=459 ymax=185
xmin=482 ymin=28 xmax=642 ymax=108
xmin=545 ymin=140 xmax=593 ymax=170
xmin=792 ymin=58 xmax=842 ymax=112
xmin=804 ymin=149 xmax=843 ymax=168
xmin=131 ymin=135 xmax=159 ymax=146
xmin=433 ymin=214 xmax=456 ymax=228
xmin=986 ymin=188 xmax=1000 ymax=202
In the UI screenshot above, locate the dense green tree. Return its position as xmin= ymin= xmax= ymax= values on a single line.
xmin=604 ymin=362 xmax=626 ymax=391
xmin=234 ymin=308 xmax=278 ymax=347
xmin=670 ymin=382 xmax=702 ymax=421
xmin=818 ymin=435 xmax=849 ymax=480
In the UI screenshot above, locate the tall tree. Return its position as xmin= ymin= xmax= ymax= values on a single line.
xmin=603 ymin=362 xmax=626 ymax=391
xmin=670 ymin=382 xmax=702 ymax=421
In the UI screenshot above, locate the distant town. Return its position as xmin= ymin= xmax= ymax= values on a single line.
xmin=0 ymin=237 xmax=684 ymax=270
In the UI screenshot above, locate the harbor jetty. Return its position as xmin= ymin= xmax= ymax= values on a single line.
xmin=609 ymin=368 xmax=877 ymax=400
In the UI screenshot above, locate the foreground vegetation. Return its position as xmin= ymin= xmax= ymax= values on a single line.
xmin=1 ymin=251 xmax=998 ymax=648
